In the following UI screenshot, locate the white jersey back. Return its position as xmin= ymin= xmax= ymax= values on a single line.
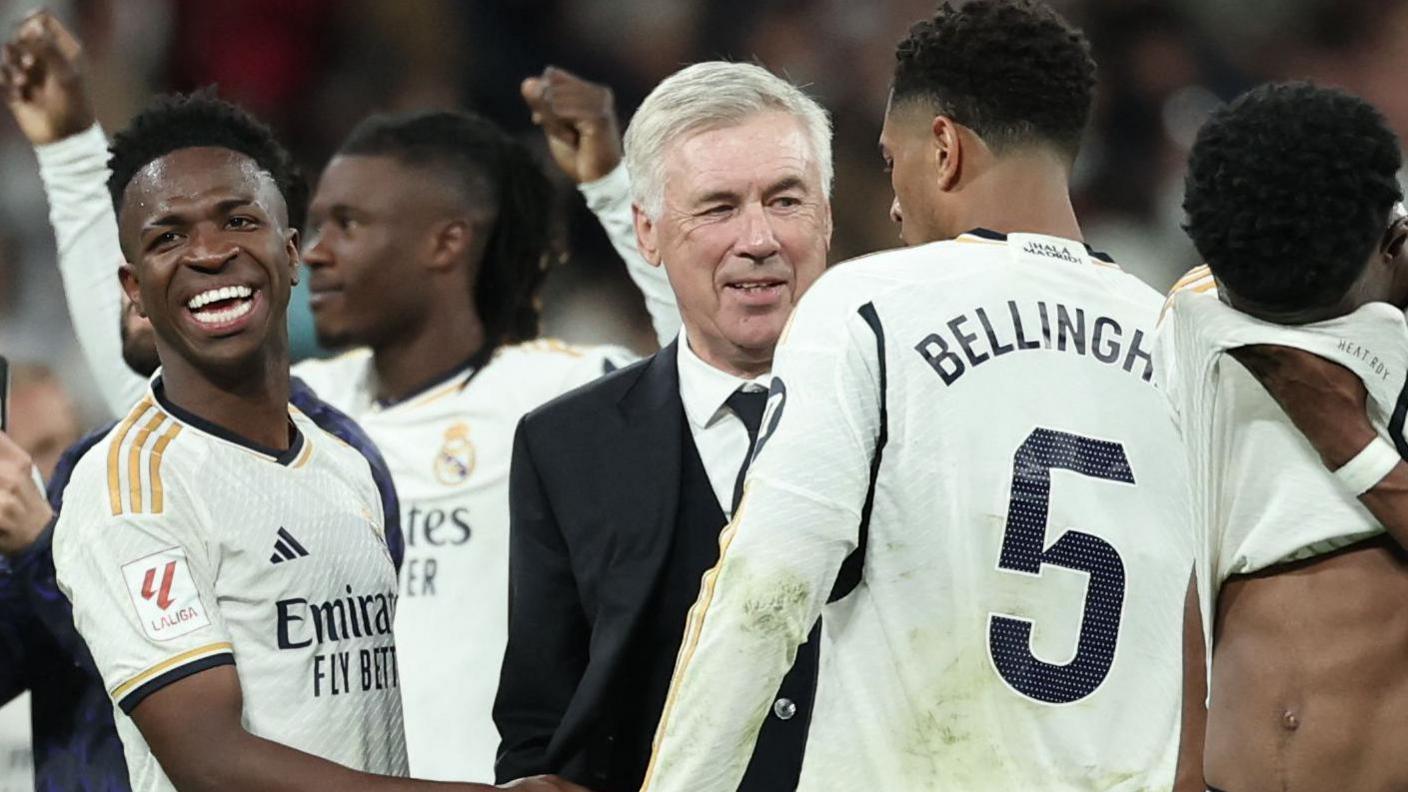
xmin=53 ymin=380 xmax=406 ymax=792
xmin=645 ymin=231 xmax=1192 ymax=792
xmin=293 ymin=339 xmax=633 ymax=780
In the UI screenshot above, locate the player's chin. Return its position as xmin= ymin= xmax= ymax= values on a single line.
xmin=311 ymin=319 xmax=360 ymax=352
xmin=723 ymin=309 xmax=790 ymax=352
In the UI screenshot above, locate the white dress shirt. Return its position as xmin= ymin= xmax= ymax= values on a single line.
xmin=675 ymin=329 xmax=771 ymax=519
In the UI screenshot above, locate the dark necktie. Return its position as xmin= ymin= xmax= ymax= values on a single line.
xmin=725 ymin=388 xmax=768 ymax=512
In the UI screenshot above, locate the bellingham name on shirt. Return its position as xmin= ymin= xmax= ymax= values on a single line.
xmin=915 ymin=299 xmax=1154 ymax=386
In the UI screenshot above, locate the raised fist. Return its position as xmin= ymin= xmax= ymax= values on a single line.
xmin=1 ymin=10 xmax=94 ymax=145
xmin=521 ymin=66 xmax=621 ymax=185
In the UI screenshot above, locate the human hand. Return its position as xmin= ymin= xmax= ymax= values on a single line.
xmin=0 ymin=431 xmax=52 ymax=557
xmin=1 ymin=9 xmax=94 ymax=145
xmin=520 ymin=66 xmax=621 ymax=184
xmin=1229 ymin=343 xmax=1379 ymax=469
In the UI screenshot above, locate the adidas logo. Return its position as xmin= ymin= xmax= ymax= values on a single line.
xmin=270 ymin=527 xmax=310 ymax=564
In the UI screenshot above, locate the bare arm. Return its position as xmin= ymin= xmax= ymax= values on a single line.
xmin=133 ymin=665 xmax=586 ymax=792
xmin=1172 ymin=569 xmax=1206 ymax=792
xmin=521 ymin=67 xmax=680 ymax=346
xmin=1229 ymin=344 xmax=1408 ymax=543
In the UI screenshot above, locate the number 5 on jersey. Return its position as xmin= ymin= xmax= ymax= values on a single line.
xmin=987 ymin=428 xmax=1134 ymax=705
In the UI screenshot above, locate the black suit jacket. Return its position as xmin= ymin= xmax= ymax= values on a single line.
xmin=494 ymin=342 xmax=815 ymax=791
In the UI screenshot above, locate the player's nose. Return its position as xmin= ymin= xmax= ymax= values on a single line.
xmin=889 ymin=195 xmax=903 ymax=227
xmin=301 ymin=228 xmax=333 ymax=270
xmin=735 ymin=202 xmax=782 ymax=261
xmin=181 ymin=230 xmax=238 ymax=272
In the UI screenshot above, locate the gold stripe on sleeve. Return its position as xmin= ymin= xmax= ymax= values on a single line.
xmin=148 ymin=423 xmax=183 ymax=515
xmin=640 ymin=489 xmax=752 ymax=790
xmin=110 ymin=641 xmax=234 ymax=700
xmin=107 ymin=400 xmax=153 ymax=516
xmin=127 ymin=413 xmax=167 ymax=514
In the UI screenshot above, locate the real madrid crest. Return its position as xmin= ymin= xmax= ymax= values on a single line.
xmin=434 ymin=422 xmax=476 ymax=486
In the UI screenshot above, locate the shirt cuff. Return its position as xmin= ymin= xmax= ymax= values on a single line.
xmin=35 ymin=123 xmax=110 ymax=178
xmin=578 ymin=162 xmax=632 ymax=213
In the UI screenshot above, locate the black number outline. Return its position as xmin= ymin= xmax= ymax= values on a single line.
xmin=987 ymin=427 xmax=1134 ymax=705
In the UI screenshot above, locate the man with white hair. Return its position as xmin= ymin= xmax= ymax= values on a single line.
xmin=493 ymin=61 xmax=833 ymax=792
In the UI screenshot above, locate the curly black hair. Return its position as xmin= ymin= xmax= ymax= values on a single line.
xmin=336 ymin=110 xmax=556 ymax=349
xmin=1183 ymin=82 xmax=1402 ymax=312
xmin=892 ymin=0 xmax=1096 ymax=159
xmin=107 ymin=88 xmax=306 ymax=230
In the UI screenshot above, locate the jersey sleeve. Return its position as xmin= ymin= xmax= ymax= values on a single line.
xmin=52 ymin=491 xmax=234 ymax=715
xmin=578 ymin=164 xmax=681 ymax=347
xmin=289 ymin=377 xmax=403 ymax=572
xmin=35 ymin=124 xmax=149 ymax=418
xmin=642 ymin=270 xmax=883 ymax=792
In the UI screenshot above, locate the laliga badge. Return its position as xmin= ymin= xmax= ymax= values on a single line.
xmin=121 ymin=547 xmax=210 ymax=641
xmin=434 ymin=421 xmax=476 ymax=486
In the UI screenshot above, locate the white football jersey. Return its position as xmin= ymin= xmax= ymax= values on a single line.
xmin=294 ymin=339 xmax=633 ymax=780
xmin=53 ymin=379 xmax=406 ymax=792
xmin=38 ymin=123 xmax=665 ymax=782
xmin=644 ymin=231 xmax=1193 ymax=792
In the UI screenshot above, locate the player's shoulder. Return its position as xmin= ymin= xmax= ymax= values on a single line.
xmin=813 ymin=236 xmax=1008 ymax=297
xmin=785 ymin=242 xmax=960 ymax=324
xmin=1159 ymin=264 xmax=1217 ymax=325
xmin=485 ymin=337 xmax=637 ymax=391
xmin=291 ymin=347 xmax=373 ymax=401
xmin=58 ymin=396 xmax=202 ymax=532
xmin=492 ymin=337 xmax=634 ymax=367
xmin=288 ymin=408 xmax=374 ymax=481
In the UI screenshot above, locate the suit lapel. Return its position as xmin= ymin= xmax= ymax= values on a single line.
xmin=605 ymin=341 xmax=685 ymax=591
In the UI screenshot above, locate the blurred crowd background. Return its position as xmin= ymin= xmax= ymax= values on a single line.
xmin=0 ymin=0 xmax=1404 ymax=784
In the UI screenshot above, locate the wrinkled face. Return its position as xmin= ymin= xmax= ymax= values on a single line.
xmin=304 ymin=155 xmax=447 ymax=350
xmin=637 ymin=111 xmax=831 ymax=362
xmin=117 ymin=147 xmax=298 ymax=377
xmin=879 ymin=96 xmax=949 ymax=246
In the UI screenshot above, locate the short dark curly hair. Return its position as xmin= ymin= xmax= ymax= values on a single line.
xmin=1183 ymin=82 xmax=1402 ymax=312
xmin=107 ymin=89 xmax=306 ymax=231
xmin=892 ymin=0 xmax=1096 ymax=159
xmin=336 ymin=110 xmax=557 ymax=349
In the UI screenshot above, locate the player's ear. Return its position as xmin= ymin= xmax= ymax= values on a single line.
xmin=1383 ymin=216 xmax=1408 ymax=260
xmin=932 ymin=115 xmax=962 ymax=192
xmin=283 ymin=227 xmax=301 ymax=286
xmin=428 ymin=219 xmax=472 ymax=273
xmin=118 ymin=262 xmax=147 ymax=318
xmin=632 ymin=202 xmax=663 ymax=267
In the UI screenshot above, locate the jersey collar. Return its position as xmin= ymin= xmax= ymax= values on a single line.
xmin=371 ymin=343 xmax=497 ymax=410
xmin=959 ymin=227 xmax=1116 ymax=264
xmin=150 ymin=375 xmax=305 ymax=466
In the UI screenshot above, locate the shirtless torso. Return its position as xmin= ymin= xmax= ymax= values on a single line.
xmin=1206 ymin=536 xmax=1408 ymax=792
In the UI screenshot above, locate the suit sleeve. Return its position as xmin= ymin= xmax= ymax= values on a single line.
xmin=0 ymin=562 xmax=36 ymax=705
xmin=36 ymin=124 xmax=149 ymax=418
xmin=494 ymin=417 xmax=593 ymax=783
xmin=579 ymin=164 xmax=680 ymax=347
xmin=641 ymin=278 xmax=883 ymax=792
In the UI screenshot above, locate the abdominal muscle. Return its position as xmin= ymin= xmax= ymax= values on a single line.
xmin=1206 ymin=536 xmax=1408 ymax=792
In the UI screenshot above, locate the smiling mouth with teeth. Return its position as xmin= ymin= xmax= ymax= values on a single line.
xmin=728 ymin=282 xmax=783 ymax=291
xmin=186 ymin=284 xmax=257 ymax=326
